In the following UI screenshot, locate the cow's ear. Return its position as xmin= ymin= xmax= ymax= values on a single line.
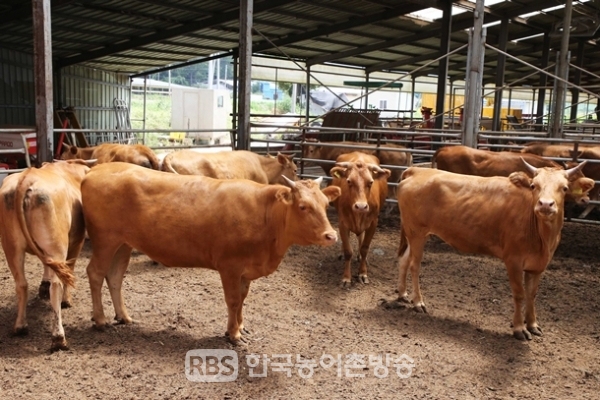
xmin=275 ymin=187 xmax=293 ymax=204
xmin=322 ymin=185 xmax=341 ymax=202
xmin=276 ymin=152 xmax=289 ymax=165
xmin=330 ymin=166 xmax=346 ymax=179
xmin=372 ymin=167 xmax=391 ymax=180
xmin=69 ymin=145 xmax=79 ymax=155
xmin=509 ymin=171 xmax=531 ymax=188
xmin=579 ymin=177 xmax=595 ymax=192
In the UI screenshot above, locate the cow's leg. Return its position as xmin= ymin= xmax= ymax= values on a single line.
xmin=339 ymin=224 xmax=353 ymax=287
xmin=5 ymin=246 xmax=29 ymax=336
xmin=47 ymin=269 xmax=68 ymax=351
xmin=220 ymin=272 xmax=245 ymax=344
xmin=506 ymin=264 xmax=529 ymax=340
xmin=398 ymin=232 xmax=427 ymax=312
xmin=87 ymin=245 xmax=118 ymax=329
xmin=357 ymin=221 xmax=378 ymax=284
xmin=39 ymin=265 xmax=51 ymax=300
xmin=105 ymin=244 xmax=133 ymax=325
xmin=524 ymin=270 xmax=543 ymax=337
xmin=237 ymin=277 xmax=251 ymax=336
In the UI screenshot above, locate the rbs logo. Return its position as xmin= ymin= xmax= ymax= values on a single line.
xmin=185 ymin=349 xmax=238 ymax=382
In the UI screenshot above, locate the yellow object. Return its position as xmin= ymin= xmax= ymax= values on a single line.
xmin=170 ymin=132 xmax=186 ymax=141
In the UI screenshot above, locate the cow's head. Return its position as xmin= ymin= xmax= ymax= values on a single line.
xmin=276 ymin=152 xmax=298 ymax=182
xmin=59 ymin=144 xmax=81 ymax=160
xmin=330 ymin=161 xmax=391 ymax=213
xmin=563 ymin=161 xmax=595 ymax=205
xmin=520 ymin=158 xmax=588 ymax=220
xmin=277 ymin=176 xmax=340 ymax=246
xmin=301 ymin=139 xmax=321 ymax=159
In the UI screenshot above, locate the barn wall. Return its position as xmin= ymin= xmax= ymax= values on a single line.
xmin=0 ymin=48 xmax=35 ymax=127
xmin=60 ymin=65 xmax=130 ymax=133
xmin=0 ymin=47 xmax=130 ymax=133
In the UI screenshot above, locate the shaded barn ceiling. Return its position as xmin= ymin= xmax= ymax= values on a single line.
xmin=2 ymin=0 xmax=600 ymax=88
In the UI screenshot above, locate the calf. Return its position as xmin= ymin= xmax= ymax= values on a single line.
xmin=0 ymin=160 xmax=94 ymax=351
xmin=162 ymin=150 xmax=298 ymax=184
xmin=61 ymin=143 xmax=160 ymax=170
xmin=330 ymin=152 xmax=390 ymax=286
xmin=81 ymin=162 xmax=340 ymax=344
xmin=395 ymin=160 xmax=586 ymax=340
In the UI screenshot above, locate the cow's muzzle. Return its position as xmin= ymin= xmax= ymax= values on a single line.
xmin=323 ymin=231 xmax=338 ymax=244
xmin=353 ymin=202 xmax=369 ymax=212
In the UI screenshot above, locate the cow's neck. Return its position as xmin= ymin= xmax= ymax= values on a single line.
xmin=260 ymin=157 xmax=281 ymax=184
xmin=530 ymin=208 xmax=564 ymax=265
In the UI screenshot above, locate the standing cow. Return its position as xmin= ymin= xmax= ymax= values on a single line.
xmin=434 ymin=145 xmax=595 ymax=206
xmin=0 ymin=159 xmax=94 ymax=351
xmin=330 ymin=152 xmax=390 ymax=286
xmin=61 ymin=143 xmax=160 ymax=170
xmin=81 ymin=162 xmax=340 ymax=344
xmin=395 ymin=160 xmax=586 ymax=340
xmin=162 ymin=150 xmax=298 ymax=184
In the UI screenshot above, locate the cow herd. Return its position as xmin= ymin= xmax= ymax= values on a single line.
xmin=0 ymin=140 xmax=596 ymax=351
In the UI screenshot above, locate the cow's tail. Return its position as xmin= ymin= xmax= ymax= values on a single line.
xmin=162 ymin=154 xmax=179 ymax=174
xmin=15 ymin=171 xmax=75 ymax=288
xmin=397 ymin=223 xmax=409 ymax=259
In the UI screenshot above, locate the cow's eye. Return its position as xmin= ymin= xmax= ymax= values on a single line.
xmin=368 ymin=180 xmax=374 ymax=187
xmin=299 ymin=204 xmax=307 ymax=211
xmin=563 ymin=186 xmax=568 ymax=192
xmin=530 ymin=183 xmax=536 ymax=190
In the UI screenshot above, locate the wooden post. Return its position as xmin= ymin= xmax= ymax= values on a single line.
xmin=32 ymin=0 xmax=54 ymax=164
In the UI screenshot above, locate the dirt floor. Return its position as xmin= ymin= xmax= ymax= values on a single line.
xmin=1 ymin=209 xmax=600 ymax=399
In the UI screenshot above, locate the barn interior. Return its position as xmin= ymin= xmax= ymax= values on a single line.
xmin=2 ymin=0 xmax=600 ymax=221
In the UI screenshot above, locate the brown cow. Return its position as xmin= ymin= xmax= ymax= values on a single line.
xmin=521 ymin=143 xmax=600 ymax=216
xmin=0 ymin=159 xmax=94 ymax=351
xmin=61 ymin=143 xmax=160 ymax=170
xmin=395 ymin=160 xmax=586 ymax=340
xmin=330 ymin=152 xmax=390 ymax=286
xmin=162 ymin=150 xmax=298 ymax=184
xmin=435 ymin=145 xmax=595 ymax=206
xmin=302 ymin=140 xmax=412 ymax=195
xmin=81 ymin=162 xmax=340 ymax=344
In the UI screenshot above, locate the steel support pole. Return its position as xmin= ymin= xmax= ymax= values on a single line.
xmin=570 ymin=39 xmax=585 ymax=122
xmin=32 ymin=0 xmax=53 ymax=164
xmin=550 ymin=0 xmax=573 ymax=138
xmin=462 ymin=0 xmax=485 ymax=148
xmin=434 ymin=0 xmax=452 ymax=131
xmin=237 ymin=0 xmax=253 ymax=150
xmin=492 ymin=17 xmax=508 ymax=132
xmin=536 ymin=34 xmax=551 ymax=131
xmin=232 ymin=56 xmax=238 ymax=145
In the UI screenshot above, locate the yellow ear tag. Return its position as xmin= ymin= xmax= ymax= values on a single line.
xmin=333 ymin=171 xmax=341 ymax=178
xmin=572 ymin=188 xmax=583 ymax=195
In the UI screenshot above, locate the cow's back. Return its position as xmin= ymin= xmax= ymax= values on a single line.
xmin=163 ymin=150 xmax=268 ymax=183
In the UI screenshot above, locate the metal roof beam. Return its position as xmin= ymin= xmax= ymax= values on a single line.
xmin=57 ymin=0 xmax=297 ymax=68
xmin=129 ymin=0 xmax=211 ymax=16
xmin=0 ymin=0 xmax=87 ymax=24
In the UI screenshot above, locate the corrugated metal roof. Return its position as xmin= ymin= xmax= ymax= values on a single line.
xmin=1 ymin=0 xmax=600 ymax=87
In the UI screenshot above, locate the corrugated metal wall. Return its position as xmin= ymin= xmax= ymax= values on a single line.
xmin=0 ymin=48 xmax=35 ymax=126
xmin=60 ymin=65 xmax=130 ymax=131
xmin=0 ymin=48 xmax=130 ymax=131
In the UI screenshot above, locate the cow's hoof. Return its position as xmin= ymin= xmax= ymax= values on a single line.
xmin=379 ymin=299 xmax=406 ymax=310
xmin=513 ymin=329 xmax=532 ymax=341
xmin=93 ymin=322 xmax=113 ymax=332
xmin=358 ymin=275 xmax=369 ymax=284
xmin=413 ymin=304 xmax=427 ymax=314
xmin=241 ymin=327 xmax=252 ymax=336
xmin=527 ymin=325 xmax=543 ymax=336
xmin=397 ymin=294 xmax=411 ymax=304
xmin=38 ymin=281 xmax=51 ymax=300
xmin=61 ymin=300 xmax=72 ymax=309
xmin=113 ymin=316 xmax=133 ymax=325
xmin=50 ymin=336 xmax=69 ymax=352
xmin=13 ymin=326 xmax=29 ymax=336
xmin=225 ymin=331 xmax=248 ymax=346
xmin=341 ymin=280 xmax=352 ymax=289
